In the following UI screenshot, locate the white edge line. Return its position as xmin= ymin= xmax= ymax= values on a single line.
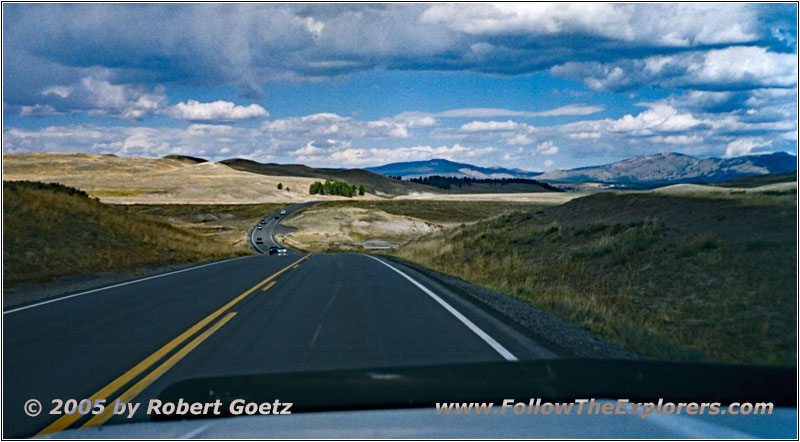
xmin=3 ymin=255 xmax=254 ymax=315
xmin=363 ymin=255 xmax=518 ymax=362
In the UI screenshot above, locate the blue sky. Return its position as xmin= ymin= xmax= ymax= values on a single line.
xmin=2 ymin=3 xmax=797 ymax=171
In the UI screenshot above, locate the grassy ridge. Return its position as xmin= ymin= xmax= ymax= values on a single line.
xmin=713 ymin=171 xmax=797 ymax=188
xmin=118 ymin=203 xmax=285 ymax=247
xmin=312 ymin=200 xmax=549 ymax=224
xmin=3 ymin=181 xmax=250 ymax=288
xmin=391 ymin=192 xmax=796 ymax=365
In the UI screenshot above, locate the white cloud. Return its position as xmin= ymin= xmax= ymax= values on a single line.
xmin=681 ymin=46 xmax=797 ymax=89
xmin=38 ymin=76 xmax=168 ymax=119
xmin=261 ymin=112 xmax=430 ymax=147
xmin=725 ymin=138 xmax=771 ymax=157
xmin=535 ymin=141 xmax=559 ymax=155
xmin=294 ymin=16 xmax=325 ymax=37
xmin=168 ymin=100 xmax=269 ymax=122
xmin=460 ymin=120 xmax=519 ymax=132
xmin=508 ymin=134 xmax=534 ymax=145
xmin=552 ymin=47 xmax=797 ymax=92
xmin=19 ymin=104 xmax=59 ymax=117
xmin=288 ymin=141 xmax=497 ymax=167
xmin=421 ymin=3 xmax=758 ymax=46
xmin=544 ymin=159 xmax=555 ymax=168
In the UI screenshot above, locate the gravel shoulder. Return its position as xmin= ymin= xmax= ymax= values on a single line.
xmin=381 ymin=255 xmax=640 ymax=360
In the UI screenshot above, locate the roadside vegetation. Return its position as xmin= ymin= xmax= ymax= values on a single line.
xmin=3 ymin=181 xmax=250 ymax=289
xmin=390 ymin=191 xmax=796 ymax=366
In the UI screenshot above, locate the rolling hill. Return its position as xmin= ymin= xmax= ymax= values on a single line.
xmin=3 ymin=181 xmax=246 ymax=288
xmin=537 ymin=152 xmax=797 ymax=185
xmin=220 ymin=158 xmax=442 ymax=197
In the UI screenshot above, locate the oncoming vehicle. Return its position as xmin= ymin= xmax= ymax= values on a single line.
xmin=255 ymin=238 xmax=263 ymax=245
xmin=280 ymin=209 xmax=287 ymax=216
xmin=269 ymin=246 xmax=287 ymax=255
xmin=256 ymin=226 xmax=262 ymax=230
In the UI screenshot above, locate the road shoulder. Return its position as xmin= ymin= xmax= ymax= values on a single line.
xmin=379 ymin=255 xmax=640 ymax=360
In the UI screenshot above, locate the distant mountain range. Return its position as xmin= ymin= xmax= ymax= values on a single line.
xmin=537 ymin=152 xmax=797 ymax=184
xmin=366 ymin=158 xmax=543 ymax=180
xmin=367 ymin=152 xmax=797 ymax=185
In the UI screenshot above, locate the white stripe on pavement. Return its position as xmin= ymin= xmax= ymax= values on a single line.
xmin=3 ymin=256 xmax=254 ymax=315
xmin=363 ymin=255 xmax=518 ymax=362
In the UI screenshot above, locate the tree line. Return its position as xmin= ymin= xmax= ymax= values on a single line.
xmin=408 ymin=175 xmax=562 ymax=191
xmin=309 ymin=180 xmax=366 ymax=197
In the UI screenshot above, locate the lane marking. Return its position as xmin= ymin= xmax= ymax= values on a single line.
xmin=261 ymin=281 xmax=277 ymax=292
xmin=81 ymin=312 xmax=237 ymax=428
xmin=35 ymin=255 xmax=308 ymax=436
xmin=4 ymin=256 xmax=253 ymax=315
xmin=363 ymin=255 xmax=518 ymax=362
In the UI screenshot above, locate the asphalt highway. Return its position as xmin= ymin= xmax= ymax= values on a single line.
xmin=3 ymin=204 xmax=555 ymax=438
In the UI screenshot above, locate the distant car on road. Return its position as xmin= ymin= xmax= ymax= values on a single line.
xmin=256 ymin=238 xmax=263 ymax=244
xmin=260 ymin=219 xmax=267 ymax=225
xmin=269 ymin=246 xmax=287 ymax=255
xmin=280 ymin=210 xmax=287 ymax=215
xmin=256 ymin=226 xmax=262 ymax=230
xmin=274 ymin=215 xmax=280 ymax=219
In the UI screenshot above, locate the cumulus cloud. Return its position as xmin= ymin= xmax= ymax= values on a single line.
xmin=286 ymin=140 xmax=498 ymax=167
xmin=552 ymin=47 xmax=797 ymax=92
xmin=725 ymin=138 xmax=771 ymax=157
xmin=167 ymin=100 xmax=269 ymax=122
xmin=421 ymin=3 xmax=760 ymax=46
xmin=3 ymin=3 xmax=792 ymax=105
xmin=535 ymin=141 xmax=559 ymax=155
xmin=36 ymin=76 xmax=168 ymax=119
xmin=460 ymin=120 xmax=519 ymax=132
xmin=262 ymin=112 xmax=428 ymax=147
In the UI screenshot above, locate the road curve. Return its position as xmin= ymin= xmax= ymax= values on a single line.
xmin=3 ymin=206 xmax=556 ymax=438
xmin=249 ymin=201 xmax=317 ymax=253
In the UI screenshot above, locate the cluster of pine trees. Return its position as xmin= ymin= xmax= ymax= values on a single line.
xmin=309 ymin=180 xmax=366 ymax=197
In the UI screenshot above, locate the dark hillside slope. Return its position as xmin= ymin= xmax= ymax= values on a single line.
xmin=221 ymin=159 xmax=441 ymax=197
xmin=3 ymin=181 xmax=245 ymax=288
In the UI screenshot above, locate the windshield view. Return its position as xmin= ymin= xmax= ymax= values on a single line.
xmin=2 ymin=2 xmax=797 ymax=439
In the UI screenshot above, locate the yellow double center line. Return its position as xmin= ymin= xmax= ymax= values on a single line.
xmin=37 ymin=254 xmax=310 ymax=436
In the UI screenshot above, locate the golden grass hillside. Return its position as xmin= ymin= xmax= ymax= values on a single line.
xmin=276 ymin=200 xmax=554 ymax=252
xmin=3 ymin=181 xmax=250 ymax=289
xmin=390 ymin=191 xmax=796 ymax=366
xmin=2 ymin=153 xmax=379 ymax=204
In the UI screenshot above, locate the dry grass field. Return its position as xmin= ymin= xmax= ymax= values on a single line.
xmin=3 ymin=181 xmax=249 ymax=289
xmin=390 ymin=190 xmax=796 ymax=365
xmin=2 ymin=153 xmax=378 ymax=204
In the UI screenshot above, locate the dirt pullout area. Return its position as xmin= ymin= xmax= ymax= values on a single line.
xmin=277 ymin=206 xmax=440 ymax=252
xmin=2 ymin=153 xmax=379 ymax=204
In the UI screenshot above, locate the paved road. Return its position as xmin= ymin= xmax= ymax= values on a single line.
xmin=3 ymin=205 xmax=555 ymax=438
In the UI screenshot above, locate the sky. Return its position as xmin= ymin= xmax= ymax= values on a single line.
xmin=2 ymin=3 xmax=797 ymax=171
